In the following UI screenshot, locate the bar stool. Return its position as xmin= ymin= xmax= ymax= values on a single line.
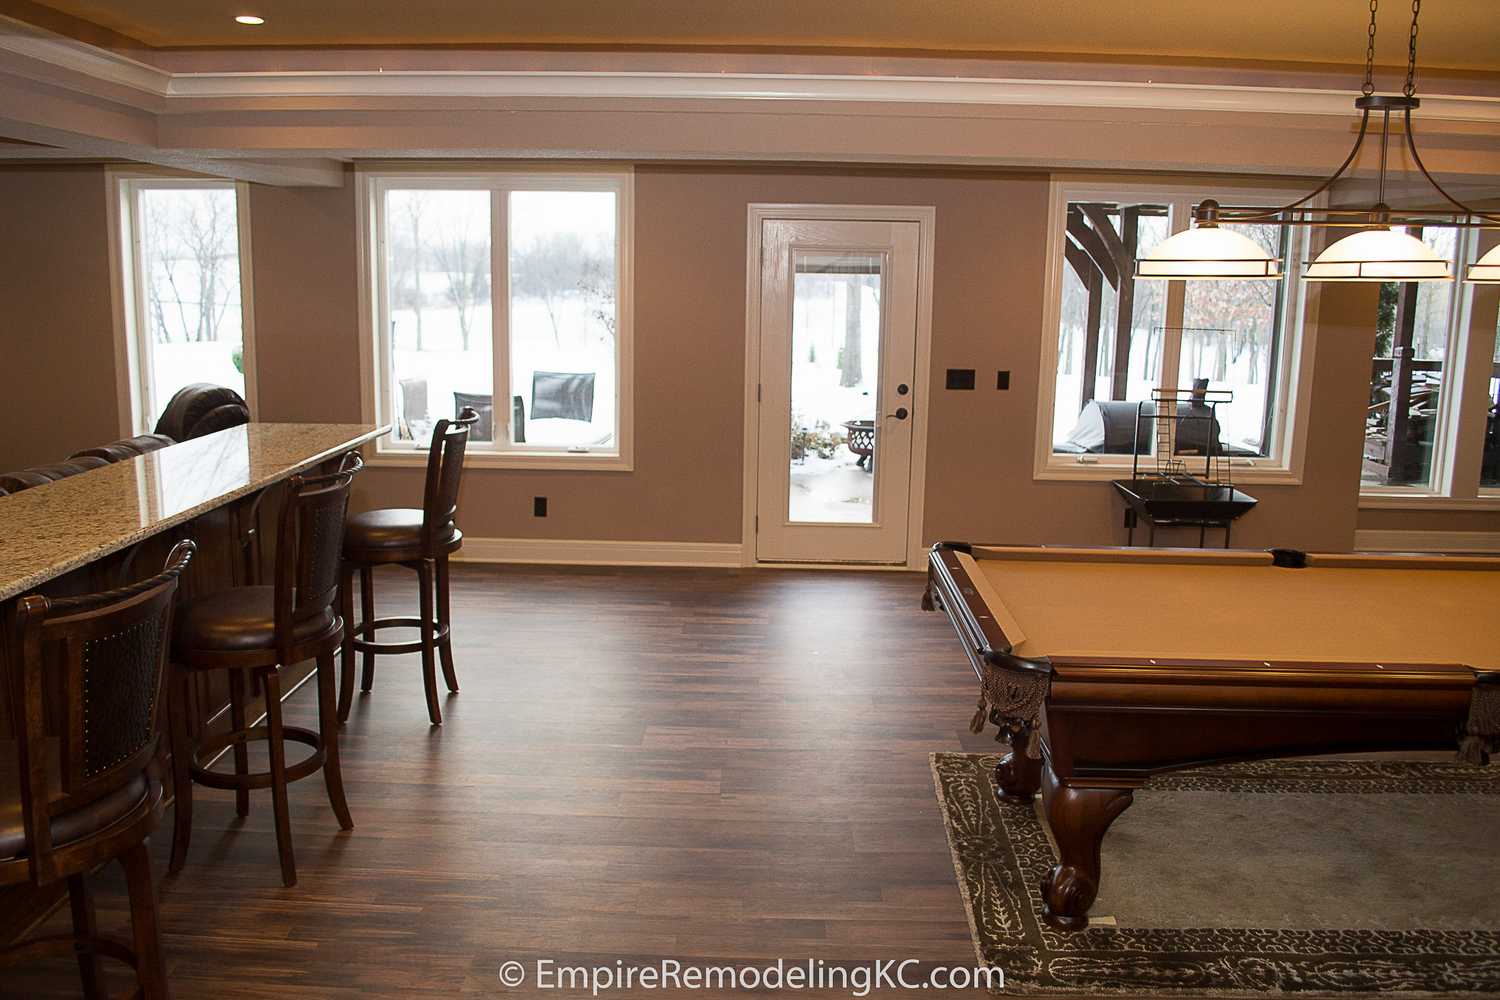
xmin=1 ymin=541 xmax=195 ymax=1000
xmin=339 ymin=409 xmax=477 ymax=726
xmin=167 ymin=455 xmax=361 ymax=887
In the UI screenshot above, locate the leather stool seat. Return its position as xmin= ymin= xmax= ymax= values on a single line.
xmin=0 ymin=740 xmax=151 ymax=860
xmin=345 ymin=509 xmax=460 ymax=553
xmin=175 ymin=586 xmax=337 ymax=655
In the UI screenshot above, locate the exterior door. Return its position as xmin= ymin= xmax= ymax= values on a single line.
xmin=755 ymin=218 xmax=921 ymax=563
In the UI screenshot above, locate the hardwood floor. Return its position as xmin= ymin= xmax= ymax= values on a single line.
xmin=5 ymin=564 xmax=996 ymax=998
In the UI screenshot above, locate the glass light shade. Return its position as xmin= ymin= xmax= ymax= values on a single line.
xmin=1467 ymin=242 xmax=1500 ymax=284
xmin=1135 ymin=225 xmax=1281 ymax=280
xmin=1303 ymin=228 xmax=1453 ymax=282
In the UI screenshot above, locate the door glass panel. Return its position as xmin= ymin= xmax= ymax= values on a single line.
xmin=787 ymin=251 xmax=883 ymax=523
xmin=385 ymin=188 xmax=493 ymax=446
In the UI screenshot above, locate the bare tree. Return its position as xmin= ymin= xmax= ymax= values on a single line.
xmin=180 ymin=191 xmax=236 ymax=341
xmin=387 ymin=192 xmax=429 ymax=351
xmin=431 ymin=223 xmax=489 ymax=350
xmin=511 ymin=232 xmax=590 ymax=348
xmin=840 ymin=277 xmax=863 ymax=387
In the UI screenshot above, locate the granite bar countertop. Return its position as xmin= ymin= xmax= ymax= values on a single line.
xmin=0 ymin=423 xmax=387 ymax=602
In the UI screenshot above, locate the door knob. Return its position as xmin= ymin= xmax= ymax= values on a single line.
xmin=885 ymin=407 xmax=909 ymax=421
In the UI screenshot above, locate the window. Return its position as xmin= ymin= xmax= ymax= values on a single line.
xmin=361 ymin=168 xmax=632 ymax=468
xmin=1037 ymin=181 xmax=1313 ymax=480
xmin=1483 ymin=314 xmax=1500 ymax=490
xmin=111 ymin=176 xmax=253 ymax=432
xmin=1361 ymin=228 xmax=1462 ymax=491
xmin=1357 ymin=229 xmax=1500 ymax=507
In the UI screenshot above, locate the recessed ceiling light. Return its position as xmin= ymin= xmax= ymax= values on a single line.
xmin=234 ymin=15 xmax=265 ymax=25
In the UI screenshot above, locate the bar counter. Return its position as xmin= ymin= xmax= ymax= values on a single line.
xmin=0 ymin=423 xmax=386 ymax=602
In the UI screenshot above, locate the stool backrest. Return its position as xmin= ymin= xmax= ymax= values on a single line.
xmin=274 ymin=454 xmax=362 ymax=660
xmin=421 ymin=407 xmax=478 ymax=555
xmin=10 ymin=541 xmax=195 ymax=881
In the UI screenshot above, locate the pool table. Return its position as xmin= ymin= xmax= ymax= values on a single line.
xmin=923 ymin=542 xmax=1500 ymax=930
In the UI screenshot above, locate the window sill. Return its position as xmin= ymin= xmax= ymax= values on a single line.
xmin=1034 ymin=460 xmax=1302 ymax=486
xmin=1358 ymin=493 xmax=1500 ymax=511
xmin=368 ymin=448 xmax=634 ymax=472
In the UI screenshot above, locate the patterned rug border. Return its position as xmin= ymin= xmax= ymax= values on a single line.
xmin=930 ymin=753 xmax=1500 ymax=999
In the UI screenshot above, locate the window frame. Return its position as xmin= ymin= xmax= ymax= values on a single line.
xmin=107 ymin=170 xmax=258 ymax=436
xmin=1033 ymin=176 xmax=1320 ymax=484
xmin=356 ymin=164 xmax=635 ymax=471
xmin=1359 ymin=227 xmax=1500 ymax=509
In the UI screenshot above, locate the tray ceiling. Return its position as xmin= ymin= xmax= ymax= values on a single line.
xmin=22 ymin=0 xmax=1500 ymax=70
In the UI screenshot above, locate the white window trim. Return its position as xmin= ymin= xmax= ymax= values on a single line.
xmin=1358 ymin=228 xmax=1499 ymax=507
xmin=1032 ymin=176 xmax=1321 ymax=485
xmin=106 ymin=169 xmax=258 ymax=436
xmin=355 ymin=163 xmax=634 ymax=471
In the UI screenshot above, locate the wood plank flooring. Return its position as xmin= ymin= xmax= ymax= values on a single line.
xmin=4 ymin=564 xmax=998 ymax=998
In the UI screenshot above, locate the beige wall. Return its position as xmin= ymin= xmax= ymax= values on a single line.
xmin=0 ymin=166 xmax=120 ymax=469
xmin=2 ymin=162 xmax=1496 ymax=552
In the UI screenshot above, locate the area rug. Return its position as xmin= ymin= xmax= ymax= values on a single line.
xmin=931 ymin=752 xmax=1500 ymax=998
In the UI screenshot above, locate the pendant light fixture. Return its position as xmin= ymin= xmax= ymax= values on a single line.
xmin=1470 ymin=244 xmax=1500 ymax=284
xmin=1135 ymin=0 xmax=1496 ymax=284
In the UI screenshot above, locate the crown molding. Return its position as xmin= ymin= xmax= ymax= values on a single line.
xmin=0 ymin=15 xmax=168 ymax=95
xmin=158 ymin=72 xmax=1500 ymax=125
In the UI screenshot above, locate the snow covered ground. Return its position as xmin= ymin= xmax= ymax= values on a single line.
xmin=389 ymin=298 xmax=617 ymax=449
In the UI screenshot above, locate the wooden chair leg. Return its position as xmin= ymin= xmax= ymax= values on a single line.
xmin=228 ymin=670 xmax=250 ymax=817
xmin=338 ymin=561 xmax=357 ymax=723
xmin=166 ymin=669 xmax=193 ymax=875
xmin=119 ymin=841 xmax=171 ymax=1000
xmin=316 ymin=650 xmax=354 ymax=830
xmin=436 ymin=553 xmax=459 ymax=694
xmin=67 ymin=874 xmax=106 ymax=1000
xmin=260 ymin=668 xmax=297 ymax=887
xmin=359 ymin=566 xmax=376 ymax=693
xmin=417 ymin=557 xmax=442 ymax=725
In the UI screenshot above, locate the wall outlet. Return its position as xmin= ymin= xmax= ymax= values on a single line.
xmin=945 ymin=368 xmax=976 ymax=390
xmin=533 ymin=496 xmax=548 ymax=517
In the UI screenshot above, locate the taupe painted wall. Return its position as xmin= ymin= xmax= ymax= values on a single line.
xmin=0 ymin=166 xmax=121 ymax=469
xmin=3 ymin=163 xmax=1497 ymax=548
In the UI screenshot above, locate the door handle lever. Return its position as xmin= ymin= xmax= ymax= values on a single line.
xmin=885 ymin=407 xmax=909 ymax=421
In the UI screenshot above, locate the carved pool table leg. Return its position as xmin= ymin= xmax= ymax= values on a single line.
xmin=1040 ymin=765 xmax=1136 ymax=931
xmin=993 ymin=724 xmax=1043 ymax=802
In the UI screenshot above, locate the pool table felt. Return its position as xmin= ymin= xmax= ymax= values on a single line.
xmin=961 ymin=546 xmax=1500 ymax=671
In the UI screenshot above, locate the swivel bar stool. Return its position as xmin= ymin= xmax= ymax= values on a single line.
xmin=168 ymin=455 xmax=362 ymax=887
xmin=339 ymin=409 xmax=477 ymax=726
xmin=1 ymin=541 xmax=195 ymax=1000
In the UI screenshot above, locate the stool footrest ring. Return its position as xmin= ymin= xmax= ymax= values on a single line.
xmin=188 ymin=724 xmax=326 ymax=790
xmin=350 ymin=615 xmax=451 ymax=655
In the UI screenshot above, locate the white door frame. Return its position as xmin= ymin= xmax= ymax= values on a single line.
xmin=741 ymin=203 xmax=936 ymax=569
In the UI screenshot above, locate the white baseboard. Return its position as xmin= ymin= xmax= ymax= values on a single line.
xmin=1354 ymin=529 xmax=1500 ymax=554
xmin=454 ymin=536 xmax=745 ymax=568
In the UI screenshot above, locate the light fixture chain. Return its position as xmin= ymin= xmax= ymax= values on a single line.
xmin=1404 ymin=0 xmax=1421 ymax=97
xmin=1362 ymin=0 xmax=1379 ymax=96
